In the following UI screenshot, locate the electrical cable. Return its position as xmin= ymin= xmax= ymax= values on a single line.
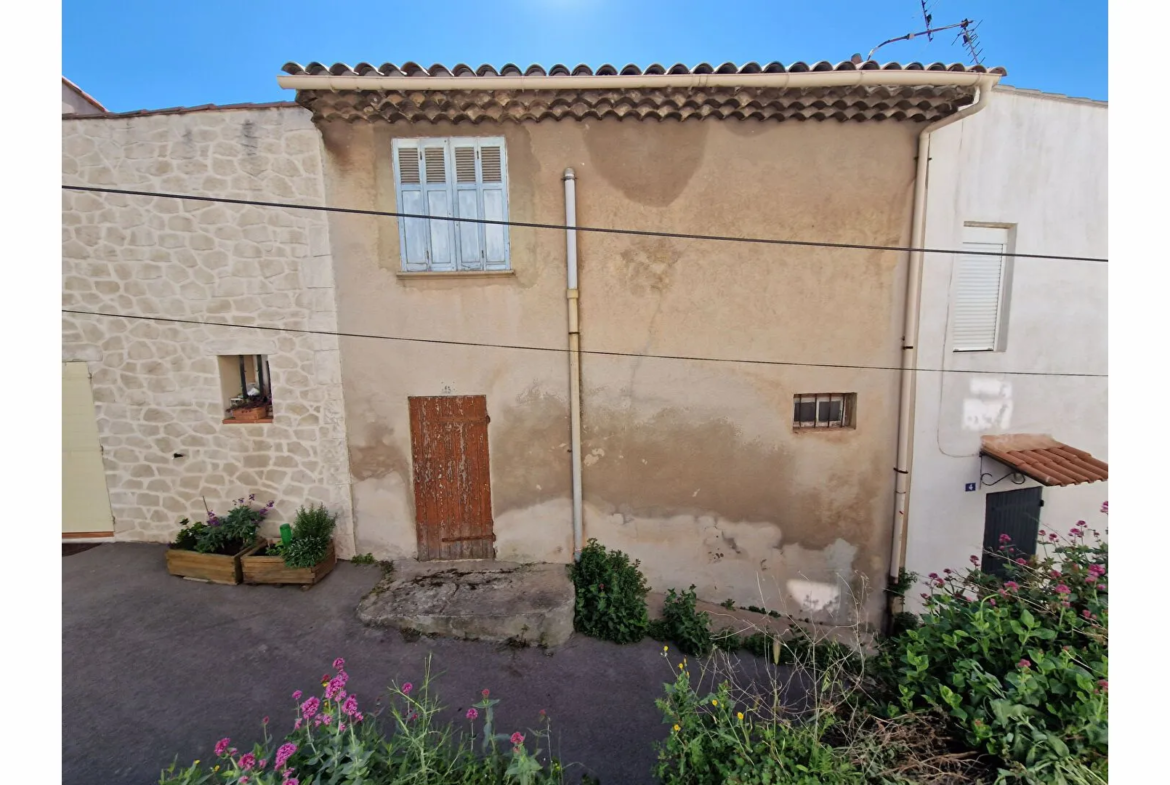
xmin=61 ymin=185 xmax=1109 ymax=264
xmin=61 ymin=308 xmax=1108 ymax=379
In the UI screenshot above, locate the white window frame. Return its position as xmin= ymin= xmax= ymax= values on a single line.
xmin=950 ymin=224 xmax=1015 ymax=352
xmin=391 ymin=137 xmax=511 ymax=272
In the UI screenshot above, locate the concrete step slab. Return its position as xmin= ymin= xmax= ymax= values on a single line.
xmin=357 ymin=559 xmax=575 ymax=648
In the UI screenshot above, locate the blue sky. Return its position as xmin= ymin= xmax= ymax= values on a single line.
xmin=63 ymin=0 xmax=1107 ymax=112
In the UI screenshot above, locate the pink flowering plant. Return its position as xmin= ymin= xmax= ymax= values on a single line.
xmin=376 ymin=661 xmax=561 ymax=785
xmin=160 ymin=655 xmax=569 ymax=785
xmin=876 ymin=515 xmax=1108 ymax=782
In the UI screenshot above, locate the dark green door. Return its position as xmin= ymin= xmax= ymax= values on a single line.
xmin=981 ymin=487 xmax=1043 ymax=578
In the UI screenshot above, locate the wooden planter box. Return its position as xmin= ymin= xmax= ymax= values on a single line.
xmin=226 ymin=405 xmax=269 ymax=423
xmin=242 ymin=539 xmax=336 ymax=588
xmin=166 ymin=541 xmax=262 ymax=585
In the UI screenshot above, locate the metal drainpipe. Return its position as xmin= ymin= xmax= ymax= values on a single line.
xmin=887 ymin=75 xmax=999 ymax=627
xmin=564 ymin=168 xmax=584 ymax=561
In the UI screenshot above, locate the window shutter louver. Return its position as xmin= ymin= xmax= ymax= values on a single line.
xmin=454 ymin=147 xmax=477 ymax=184
xmin=480 ymin=146 xmax=503 ymax=183
xmin=952 ymin=227 xmax=1011 ymax=351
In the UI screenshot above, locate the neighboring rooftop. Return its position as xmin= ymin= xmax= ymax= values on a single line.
xmin=62 ymin=100 xmax=298 ymax=121
xmin=994 ymin=83 xmax=1107 ymax=107
xmin=62 ymin=77 xmax=106 ymax=116
xmin=280 ymin=59 xmax=1007 ymax=125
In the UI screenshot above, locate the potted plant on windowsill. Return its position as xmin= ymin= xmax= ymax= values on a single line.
xmin=225 ymin=386 xmax=271 ymax=423
xmin=242 ymin=503 xmax=338 ymax=588
xmin=165 ymin=495 xmax=274 ymax=584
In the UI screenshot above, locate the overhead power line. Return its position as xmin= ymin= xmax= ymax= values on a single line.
xmin=61 ymin=308 xmax=1108 ymax=379
xmin=61 ymin=185 xmax=1109 ymax=264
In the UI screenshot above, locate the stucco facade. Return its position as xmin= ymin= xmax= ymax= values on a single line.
xmin=61 ymin=105 xmax=356 ymax=553
xmin=62 ymin=68 xmax=1066 ymax=630
xmin=317 ymin=117 xmax=920 ymax=626
xmin=903 ymin=87 xmax=1108 ymax=602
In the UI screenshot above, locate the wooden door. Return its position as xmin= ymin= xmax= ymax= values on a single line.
xmin=409 ymin=396 xmax=495 ymax=560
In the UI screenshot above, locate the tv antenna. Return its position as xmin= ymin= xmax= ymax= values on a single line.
xmin=867 ymin=2 xmax=985 ymax=65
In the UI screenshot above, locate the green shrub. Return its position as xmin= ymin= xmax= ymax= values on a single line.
xmin=351 ymin=553 xmax=376 ymax=565
xmin=740 ymin=631 xmax=773 ymax=660
xmin=654 ymin=664 xmax=863 ymax=785
xmin=774 ymin=626 xmax=860 ymax=672
xmin=661 ymin=586 xmax=712 ymax=657
xmin=712 ymin=628 xmax=741 ymax=652
xmin=646 ymin=618 xmax=670 ymax=642
xmin=569 ymin=539 xmax=649 ymax=644
xmin=268 ymin=504 xmax=337 ymax=568
xmin=875 ymin=525 xmax=1108 ymax=781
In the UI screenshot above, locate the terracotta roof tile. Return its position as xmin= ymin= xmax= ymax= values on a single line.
xmin=280 ymin=60 xmax=1006 ymax=125
xmin=281 ymin=60 xmax=1006 ymax=78
xmin=981 ymin=435 xmax=1108 ymax=487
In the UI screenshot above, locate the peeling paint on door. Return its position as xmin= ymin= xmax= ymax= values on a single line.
xmin=409 ymin=396 xmax=495 ymax=560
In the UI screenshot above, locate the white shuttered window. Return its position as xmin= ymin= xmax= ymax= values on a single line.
xmin=951 ymin=225 xmax=1013 ymax=352
xmin=392 ymin=137 xmax=510 ymax=272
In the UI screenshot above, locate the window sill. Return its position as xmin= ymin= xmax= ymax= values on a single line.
xmin=793 ymin=425 xmax=856 ymax=432
xmin=396 ymin=270 xmax=515 ymax=280
xmin=223 ymin=417 xmax=274 ymax=425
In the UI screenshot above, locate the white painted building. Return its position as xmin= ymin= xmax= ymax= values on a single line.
xmin=904 ymin=86 xmax=1108 ymax=598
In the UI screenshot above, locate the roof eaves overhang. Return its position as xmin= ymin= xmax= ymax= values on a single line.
xmin=278 ymin=60 xmax=1005 ymax=124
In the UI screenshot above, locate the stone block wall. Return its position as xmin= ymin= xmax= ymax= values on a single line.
xmin=62 ymin=104 xmax=355 ymax=554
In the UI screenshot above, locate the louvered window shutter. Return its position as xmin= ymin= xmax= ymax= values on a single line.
xmin=478 ymin=141 xmax=509 ymax=269
xmin=392 ymin=141 xmax=429 ymax=271
xmin=952 ymin=226 xmax=1011 ymax=351
xmin=452 ymin=143 xmax=484 ymax=269
xmin=420 ymin=140 xmax=456 ymax=270
xmin=395 ymin=137 xmax=508 ymax=272
xmin=450 ymin=137 xmax=509 ymax=270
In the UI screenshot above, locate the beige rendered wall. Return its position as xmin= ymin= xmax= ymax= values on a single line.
xmin=62 ymin=106 xmax=355 ymax=553
xmin=319 ymin=117 xmax=919 ymax=626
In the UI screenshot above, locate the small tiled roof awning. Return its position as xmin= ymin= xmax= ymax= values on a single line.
xmin=981 ymin=435 xmax=1108 ymax=487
